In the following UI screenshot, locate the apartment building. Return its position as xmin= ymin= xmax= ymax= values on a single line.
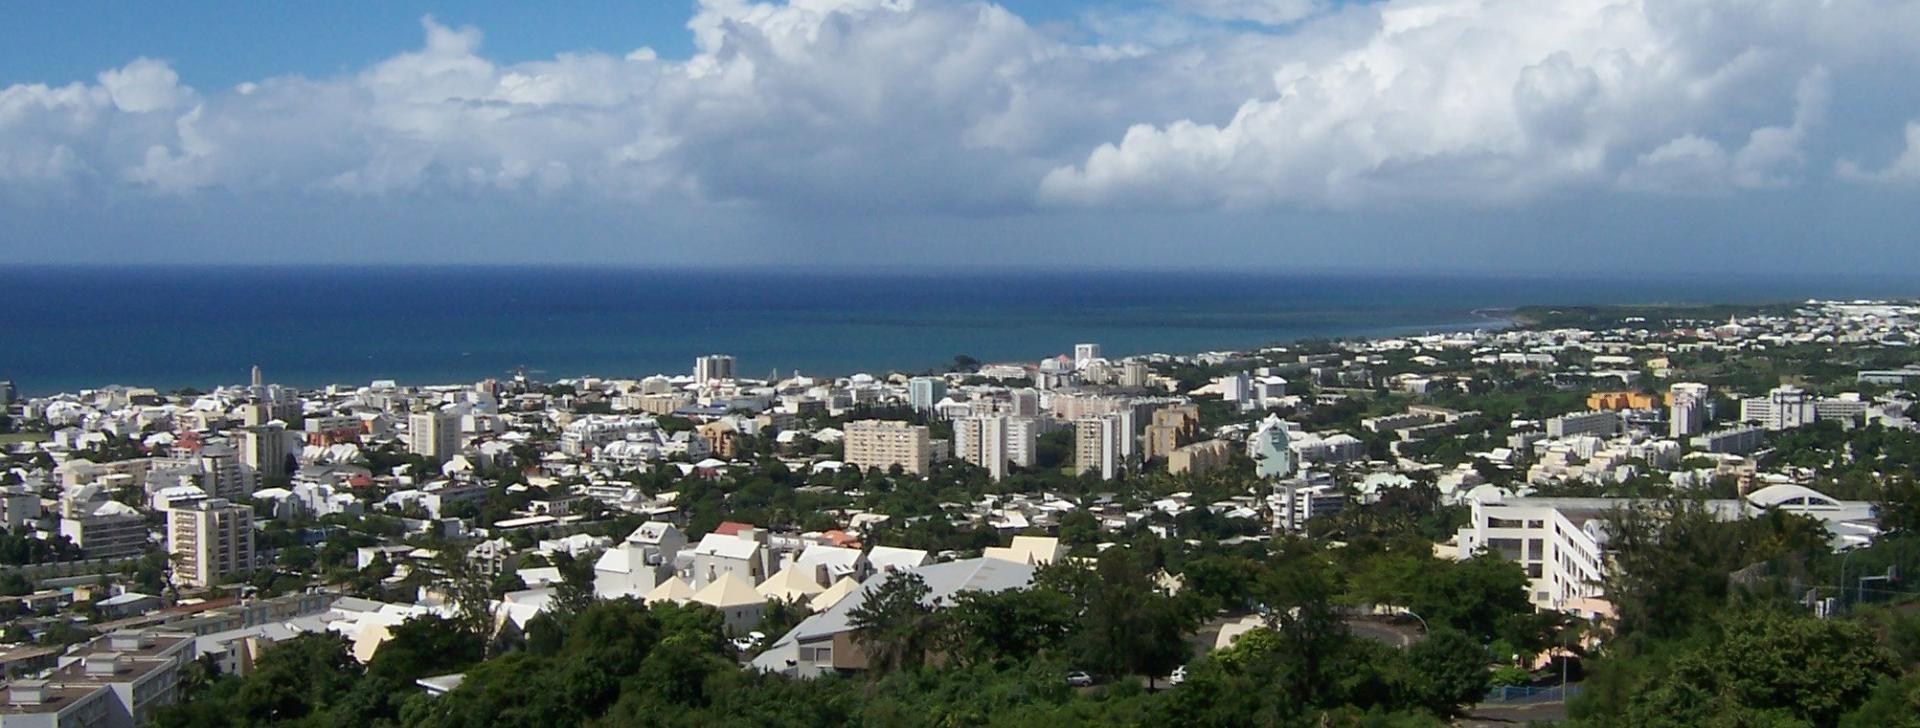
xmin=906 ymin=377 xmax=947 ymax=413
xmin=953 ymin=415 xmax=1039 ymax=481
xmin=1167 ymin=439 xmax=1233 ymax=476
xmin=0 ymin=631 xmax=193 ymax=728
xmin=407 ymin=410 xmax=462 ymax=464
xmin=1669 ymin=382 xmax=1709 ymax=438
xmin=1144 ymin=404 xmax=1200 ymax=460
xmin=844 ymin=420 xmax=932 ymax=476
xmin=1074 ymin=415 xmax=1124 ymax=481
xmin=168 ymin=498 xmax=256 ymax=590
xmin=1545 ymin=410 xmax=1620 ymax=439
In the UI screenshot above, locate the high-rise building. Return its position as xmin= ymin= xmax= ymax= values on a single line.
xmin=1073 ymin=343 xmax=1102 ymax=368
xmin=0 ymin=380 xmax=15 ymax=404
xmin=1120 ymin=360 xmax=1150 ymax=389
xmin=1249 ymin=415 xmax=1295 ymax=480
xmin=168 ymin=498 xmax=255 ymax=590
xmin=1145 ymin=404 xmax=1201 ymax=460
xmin=907 ymin=377 xmax=948 ymax=413
xmin=1009 ymin=388 xmax=1041 ymax=417
xmin=408 ymin=410 xmax=462 ymax=464
xmin=1074 ymin=415 xmax=1124 ymax=480
xmin=694 ymin=354 xmax=736 ymax=385
xmin=1669 ymin=383 xmax=1710 ymax=438
xmin=954 ymin=415 xmax=1040 ymax=481
xmin=844 ymin=420 xmax=933 ymax=476
xmin=1740 ymin=385 xmax=1817 ymax=431
xmin=240 ymin=424 xmax=290 ymax=484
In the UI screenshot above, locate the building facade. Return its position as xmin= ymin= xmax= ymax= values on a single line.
xmin=168 ymin=498 xmax=256 ymax=590
xmin=844 ymin=420 xmax=932 ymax=476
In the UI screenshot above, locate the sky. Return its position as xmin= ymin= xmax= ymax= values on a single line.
xmin=4 ymin=0 xmax=1920 ymax=273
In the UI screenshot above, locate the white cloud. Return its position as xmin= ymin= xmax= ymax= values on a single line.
xmin=1042 ymin=0 xmax=1920 ymax=209
xmin=2 ymin=0 xmax=1919 ymax=215
xmin=1166 ymin=0 xmax=1328 ymax=26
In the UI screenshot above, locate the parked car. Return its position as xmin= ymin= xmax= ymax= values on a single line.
xmin=1066 ymin=671 xmax=1095 ymax=687
xmin=730 ymin=631 xmax=767 ymax=652
xmin=1168 ymin=666 xmax=1187 ymax=685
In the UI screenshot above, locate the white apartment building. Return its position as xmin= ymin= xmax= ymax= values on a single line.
xmin=1545 ymin=410 xmax=1620 ymax=439
xmin=694 ymin=354 xmax=736 ymax=385
xmin=407 ymin=410 xmax=462 ymax=464
xmin=1741 ymin=385 xmax=1816 ymax=430
xmin=953 ymin=415 xmax=1039 ymax=481
xmin=168 ymin=498 xmax=256 ymax=590
xmin=907 ymin=377 xmax=947 ymax=413
xmin=844 ymin=420 xmax=932 ymax=476
xmin=1669 ymin=382 xmax=1709 ymax=438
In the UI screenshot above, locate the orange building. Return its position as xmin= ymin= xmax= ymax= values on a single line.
xmin=1586 ymin=391 xmax=1658 ymax=411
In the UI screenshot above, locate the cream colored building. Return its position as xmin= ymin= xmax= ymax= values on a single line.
xmin=169 ymin=498 xmax=256 ymax=590
xmin=844 ymin=420 xmax=932 ymax=476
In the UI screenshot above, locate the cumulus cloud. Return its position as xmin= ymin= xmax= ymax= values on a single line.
xmin=1041 ymin=0 xmax=1920 ymax=209
xmin=2 ymin=0 xmax=1919 ymax=216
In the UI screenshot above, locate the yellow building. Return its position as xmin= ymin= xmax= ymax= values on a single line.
xmin=1586 ymin=391 xmax=1658 ymax=411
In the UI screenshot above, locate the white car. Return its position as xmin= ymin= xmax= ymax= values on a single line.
xmin=1066 ymin=671 xmax=1095 ymax=687
xmin=1168 ymin=666 xmax=1187 ymax=685
xmin=730 ymin=631 xmax=767 ymax=652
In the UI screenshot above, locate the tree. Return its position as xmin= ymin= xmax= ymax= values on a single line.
xmin=227 ymin=633 xmax=364 ymax=724
xmin=1405 ymin=629 xmax=1491 ymax=718
xmin=849 ymin=571 xmax=936 ymax=674
xmin=935 ymin=587 xmax=1076 ymax=669
xmin=436 ymin=551 xmax=498 ymax=653
xmin=1620 ymin=609 xmax=1896 ymax=726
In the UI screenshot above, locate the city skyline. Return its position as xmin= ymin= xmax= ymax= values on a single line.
xmin=3 ymin=0 xmax=1919 ymax=271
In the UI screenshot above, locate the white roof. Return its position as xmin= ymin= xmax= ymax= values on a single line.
xmin=692 ymin=532 xmax=761 ymax=560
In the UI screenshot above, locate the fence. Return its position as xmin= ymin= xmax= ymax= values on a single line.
xmin=1483 ymin=684 xmax=1582 ymax=703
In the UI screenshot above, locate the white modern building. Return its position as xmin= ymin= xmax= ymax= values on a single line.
xmin=1669 ymin=382 xmax=1709 ymax=438
xmin=1457 ymin=485 xmax=1880 ymax=618
xmin=694 ymin=354 xmax=736 ymax=385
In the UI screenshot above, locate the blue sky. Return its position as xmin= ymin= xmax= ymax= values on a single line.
xmin=3 ymin=0 xmax=1919 ymax=272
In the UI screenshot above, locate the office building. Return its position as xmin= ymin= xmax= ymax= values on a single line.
xmin=907 ymin=377 xmax=947 ymax=413
xmin=1074 ymin=415 xmax=1124 ymax=480
xmin=1120 ymin=360 xmax=1150 ymax=388
xmin=168 ymin=498 xmax=256 ymax=590
xmin=0 ymin=380 xmax=14 ymax=404
xmin=1669 ymin=383 xmax=1709 ymax=438
xmin=1456 ymin=486 xmax=1878 ymax=617
xmin=694 ymin=354 xmax=736 ymax=385
xmin=407 ymin=410 xmax=462 ymax=464
xmin=844 ymin=420 xmax=932 ymax=476
xmin=1008 ymin=388 xmax=1040 ymax=417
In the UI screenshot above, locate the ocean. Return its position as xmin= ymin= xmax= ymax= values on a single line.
xmin=4 ymin=266 xmax=1917 ymax=396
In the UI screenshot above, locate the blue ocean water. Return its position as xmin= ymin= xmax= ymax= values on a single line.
xmin=3 ymin=266 xmax=1917 ymax=395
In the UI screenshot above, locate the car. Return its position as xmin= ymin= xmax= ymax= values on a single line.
xmin=730 ymin=631 xmax=767 ymax=652
xmin=1168 ymin=666 xmax=1187 ymax=685
xmin=1066 ymin=671 xmax=1094 ymax=687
